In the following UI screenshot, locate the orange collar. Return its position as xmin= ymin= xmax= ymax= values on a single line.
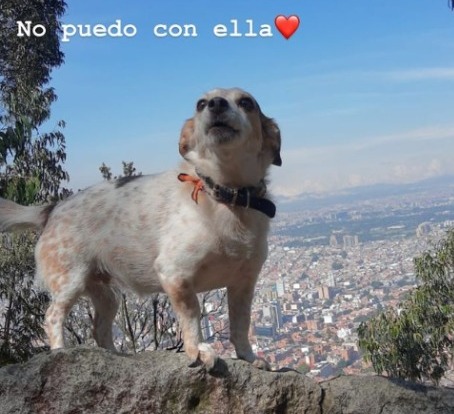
xmin=177 ymin=173 xmax=204 ymax=203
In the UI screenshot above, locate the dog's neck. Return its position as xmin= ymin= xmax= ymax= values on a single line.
xmin=184 ymin=149 xmax=268 ymax=188
xmin=177 ymin=162 xmax=276 ymax=219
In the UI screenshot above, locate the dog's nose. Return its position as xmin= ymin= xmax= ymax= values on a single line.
xmin=208 ymin=97 xmax=229 ymax=114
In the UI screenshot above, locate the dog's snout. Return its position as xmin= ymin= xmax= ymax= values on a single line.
xmin=208 ymin=97 xmax=229 ymax=114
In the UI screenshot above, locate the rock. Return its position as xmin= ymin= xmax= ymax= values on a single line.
xmin=321 ymin=375 xmax=454 ymax=414
xmin=0 ymin=347 xmax=453 ymax=413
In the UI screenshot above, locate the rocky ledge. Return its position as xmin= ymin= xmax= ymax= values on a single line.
xmin=0 ymin=347 xmax=453 ymax=413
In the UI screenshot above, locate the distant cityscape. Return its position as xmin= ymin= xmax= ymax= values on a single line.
xmin=202 ymin=181 xmax=454 ymax=380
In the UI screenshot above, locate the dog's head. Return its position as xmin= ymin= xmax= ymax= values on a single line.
xmin=179 ymin=88 xmax=282 ymax=179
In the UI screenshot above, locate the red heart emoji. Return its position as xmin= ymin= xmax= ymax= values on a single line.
xmin=274 ymin=15 xmax=300 ymax=40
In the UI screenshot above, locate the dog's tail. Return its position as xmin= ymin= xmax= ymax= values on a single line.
xmin=0 ymin=198 xmax=55 ymax=232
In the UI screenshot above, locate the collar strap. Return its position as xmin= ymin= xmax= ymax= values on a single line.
xmin=177 ymin=172 xmax=276 ymax=218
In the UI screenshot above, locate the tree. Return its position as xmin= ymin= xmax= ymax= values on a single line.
xmin=0 ymin=1 xmax=65 ymax=118
xmin=99 ymin=161 xmax=140 ymax=182
xmin=0 ymin=0 xmax=68 ymax=365
xmin=0 ymin=0 xmax=69 ymax=203
xmin=311 ymin=253 xmax=320 ymax=263
xmin=358 ymin=230 xmax=454 ymax=385
xmin=0 ymin=232 xmax=49 ymax=364
xmin=297 ymin=363 xmax=310 ymax=375
xmin=371 ymin=281 xmax=384 ymax=289
xmin=332 ymin=261 xmax=344 ymax=271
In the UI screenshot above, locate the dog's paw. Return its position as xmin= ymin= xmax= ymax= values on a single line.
xmin=188 ymin=342 xmax=217 ymax=370
xmin=252 ymin=357 xmax=271 ymax=371
xmin=197 ymin=342 xmax=218 ymax=369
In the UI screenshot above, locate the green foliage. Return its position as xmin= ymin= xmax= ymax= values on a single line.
xmin=296 ymin=363 xmax=310 ymax=375
xmin=0 ymin=115 xmax=69 ymax=203
xmin=0 ymin=0 xmax=66 ymax=124
xmin=331 ymin=261 xmax=344 ymax=271
xmin=0 ymin=232 xmax=49 ymax=364
xmin=299 ymin=272 xmax=309 ymax=280
xmin=311 ymin=253 xmax=320 ymax=263
xmin=99 ymin=162 xmax=113 ymax=181
xmin=0 ymin=0 xmax=68 ymax=365
xmin=99 ymin=161 xmax=141 ymax=181
xmin=371 ymin=281 xmax=384 ymax=289
xmin=0 ymin=0 xmax=69 ymax=204
xmin=358 ymin=230 xmax=454 ymax=385
xmin=336 ymin=359 xmax=349 ymax=370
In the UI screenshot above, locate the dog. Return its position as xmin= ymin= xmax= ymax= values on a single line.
xmin=0 ymin=88 xmax=281 ymax=370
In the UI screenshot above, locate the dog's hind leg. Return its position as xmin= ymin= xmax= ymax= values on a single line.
xmin=86 ymin=275 xmax=119 ymax=351
xmin=45 ymin=294 xmax=80 ymax=349
xmin=42 ymin=267 xmax=87 ymax=349
xmin=36 ymin=224 xmax=88 ymax=349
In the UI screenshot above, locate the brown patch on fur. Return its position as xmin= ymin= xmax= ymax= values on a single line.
xmin=38 ymin=241 xmax=70 ymax=294
xmin=260 ymin=113 xmax=282 ymax=166
xmin=179 ymin=118 xmax=195 ymax=158
xmin=61 ymin=237 xmax=74 ymax=249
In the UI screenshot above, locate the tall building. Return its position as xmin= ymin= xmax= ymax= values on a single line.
xmin=329 ymin=234 xmax=339 ymax=248
xmin=263 ymin=300 xmax=283 ymax=329
xmin=327 ymin=272 xmax=336 ymax=287
xmin=275 ymin=280 xmax=285 ymax=297
xmin=343 ymin=235 xmax=359 ymax=249
xmin=318 ymin=285 xmax=333 ymax=300
xmin=270 ymin=301 xmax=283 ymax=329
xmin=416 ymin=222 xmax=432 ymax=237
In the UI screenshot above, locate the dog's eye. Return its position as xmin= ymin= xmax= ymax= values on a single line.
xmin=238 ymin=97 xmax=255 ymax=111
xmin=196 ymin=99 xmax=207 ymax=112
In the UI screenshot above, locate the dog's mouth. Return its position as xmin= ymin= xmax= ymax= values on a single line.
xmin=206 ymin=120 xmax=238 ymax=142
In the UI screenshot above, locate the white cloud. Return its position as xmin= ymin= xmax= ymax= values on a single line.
xmin=384 ymin=67 xmax=454 ymax=81
xmin=270 ymin=125 xmax=454 ymax=197
xmin=353 ymin=125 xmax=454 ymax=150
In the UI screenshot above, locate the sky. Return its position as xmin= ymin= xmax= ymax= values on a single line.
xmin=38 ymin=0 xmax=454 ymax=197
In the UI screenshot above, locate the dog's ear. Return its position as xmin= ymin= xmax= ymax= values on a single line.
xmin=179 ymin=118 xmax=195 ymax=159
xmin=261 ymin=113 xmax=282 ymax=166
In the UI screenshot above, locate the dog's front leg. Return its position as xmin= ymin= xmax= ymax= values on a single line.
xmin=228 ymin=279 xmax=271 ymax=370
xmin=160 ymin=277 xmax=218 ymax=370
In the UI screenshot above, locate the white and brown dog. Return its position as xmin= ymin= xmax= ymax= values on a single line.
xmin=0 ymin=88 xmax=281 ymax=370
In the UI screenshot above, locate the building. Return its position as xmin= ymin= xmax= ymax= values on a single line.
xmin=343 ymin=235 xmax=359 ymax=248
xmin=254 ymin=324 xmax=276 ymax=339
xmin=306 ymin=319 xmax=322 ymax=331
xmin=327 ymin=273 xmax=336 ymax=287
xmin=263 ymin=301 xmax=284 ymax=329
xmin=318 ymin=285 xmax=333 ymax=300
xmin=329 ymin=234 xmax=339 ymax=248
xmin=275 ymin=280 xmax=285 ymax=297
xmin=416 ymin=222 xmax=432 ymax=237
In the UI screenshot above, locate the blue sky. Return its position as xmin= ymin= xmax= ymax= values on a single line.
xmin=43 ymin=1 xmax=454 ymax=197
